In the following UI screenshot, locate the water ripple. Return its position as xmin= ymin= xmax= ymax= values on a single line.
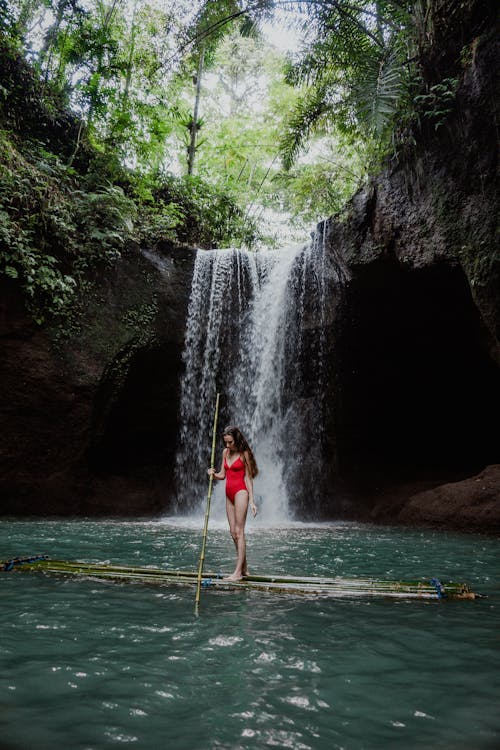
xmin=1 ymin=520 xmax=499 ymax=750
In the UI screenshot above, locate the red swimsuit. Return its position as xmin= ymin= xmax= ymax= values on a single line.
xmin=224 ymin=455 xmax=248 ymax=503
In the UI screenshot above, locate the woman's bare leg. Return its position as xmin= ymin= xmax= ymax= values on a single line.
xmin=225 ymin=491 xmax=249 ymax=580
xmin=226 ymin=498 xmax=240 ymax=555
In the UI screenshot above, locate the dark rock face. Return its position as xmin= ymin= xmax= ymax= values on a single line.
xmin=319 ymin=9 xmax=500 ymax=530
xmin=0 ymin=243 xmax=195 ymax=516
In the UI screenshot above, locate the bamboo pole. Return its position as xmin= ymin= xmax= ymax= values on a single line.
xmin=195 ymin=392 xmax=221 ymax=613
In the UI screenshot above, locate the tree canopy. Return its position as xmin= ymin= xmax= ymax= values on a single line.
xmin=1 ymin=0 xmax=446 ymax=318
xmin=3 ymin=1 xmax=426 ymax=221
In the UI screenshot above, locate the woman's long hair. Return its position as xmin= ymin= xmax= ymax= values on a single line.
xmin=223 ymin=426 xmax=259 ymax=478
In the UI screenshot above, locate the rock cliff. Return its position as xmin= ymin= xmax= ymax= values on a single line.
xmin=0 ymin=243 xmax=195 ymax=515
xmin=321 ymin=4 xmax=500 ymax=531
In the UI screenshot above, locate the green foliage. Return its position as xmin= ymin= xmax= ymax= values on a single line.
xmin=183 ymin=0 xmax=256 ymax=62
xmin=150 ymin=172 xmax=261 ymax=248
xmin=0 ymin=24 xmax=267 ymax=322
xmin=0 ymin=208 xmax=76 ymax=323
xmin=414 ymin=77 xmax=458 ymax=130
xmin=0 ymin=130 xmax=135 ymax=320
xmin=0 ymin=123 xmax=260 ymax=321
xmin=279 ymin=0 xmax=415 ymax=170
xmin=121 ymin=299 xmax=159 ymax=332
xmin=4 ymin=0 xmax=188 ymax=168
xmin=274 ymin=138 xmax=368 ymax=226
xmin=2 ymin=0 xmax=469 ymax=268
xmin=193 ymin=33 xmax=292 ymax=196
xmin=0 ymin=0 xmax=12 ymax=31
xmin=5 ymin=0 xmax=385 ymax=247
xmin=71 ymin=186 xmax=136 ymax=269
xmin=279 ymin=81 xmax=336 ymax=171
xmin=134 ymin=201 xmax=184 ymax=246
xmin=353 ymin=46 xmax=405 ymax=136
xmin=190 ymin=28 xmax=369 ymax=234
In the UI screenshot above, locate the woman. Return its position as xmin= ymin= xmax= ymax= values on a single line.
xmin=208 ymin=426 xmax=258 ymax=581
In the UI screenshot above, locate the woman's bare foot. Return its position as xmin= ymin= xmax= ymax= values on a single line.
xmin=223 ymin=573 xmax=243 ymax=581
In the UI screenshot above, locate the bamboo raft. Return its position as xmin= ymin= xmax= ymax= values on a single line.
xmin=2 ymin=555 xmax=481 ymax=600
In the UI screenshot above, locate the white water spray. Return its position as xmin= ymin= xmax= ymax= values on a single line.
xmin=175 ymin=232 xmax=333 ymax=522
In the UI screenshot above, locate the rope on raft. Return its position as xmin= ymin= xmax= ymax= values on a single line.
xmin=430 ymin=577 xmax=447 ymax=599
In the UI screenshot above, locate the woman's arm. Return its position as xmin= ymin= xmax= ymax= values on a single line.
xmin=243 ymin=451 xmax=257 ymax=517
xmin=208 ymin=449 xmax=226 ymax=480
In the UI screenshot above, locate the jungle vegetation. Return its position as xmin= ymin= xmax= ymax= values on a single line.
xmin=0 ymin=0 xmax=443 ymax=321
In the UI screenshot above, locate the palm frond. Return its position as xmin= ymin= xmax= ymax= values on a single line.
xmin=352 ymin=45 xmax=405 ymax=135
xmin=279 ymin=81 xmax=336 ymax=169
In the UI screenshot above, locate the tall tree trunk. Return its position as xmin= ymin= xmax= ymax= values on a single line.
xmin=106 ymin=0 xmax=138 ymax=143
xmin=123 ymin=0 xmax=138 ymax=101
xmin=41 ymin=0 xmax=66 ymax=83
xmin=375 ymin=0 xmax=384 ymax=44
xmin=187 ymin=45 xmax=205 ymax=176
xmin=87 ymin=0 xmax=121 ymax=129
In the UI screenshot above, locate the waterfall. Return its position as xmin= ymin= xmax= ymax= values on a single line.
xmin=175 ymin=229 xmax=333 ymax=522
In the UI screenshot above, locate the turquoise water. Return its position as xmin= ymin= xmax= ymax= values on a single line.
xmin=1 ymin=519 xmax=499 ymax=750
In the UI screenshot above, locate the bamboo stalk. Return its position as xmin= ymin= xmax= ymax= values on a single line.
xmin=23 ymin=563 xmax=413 ymax=588
xmin=195 ymin=392 xmax=221 ymax=613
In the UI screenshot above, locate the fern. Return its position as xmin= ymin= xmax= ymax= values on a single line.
xmin=279 ymin=0 xmax=413 ymax=167
xmin=280 ymin=81 xmax=337 ymax=170
xmin=352 ymin=46 xmax=404 ymax=135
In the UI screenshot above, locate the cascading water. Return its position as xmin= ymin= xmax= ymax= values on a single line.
xmin=175 ymin=227 xmax=338 ymax=521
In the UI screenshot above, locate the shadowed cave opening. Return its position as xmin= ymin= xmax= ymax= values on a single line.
xmin=334 ymin=260 xmax=500 ymax=489
xmin=87 ymin=342 xmax=182 ymax=480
